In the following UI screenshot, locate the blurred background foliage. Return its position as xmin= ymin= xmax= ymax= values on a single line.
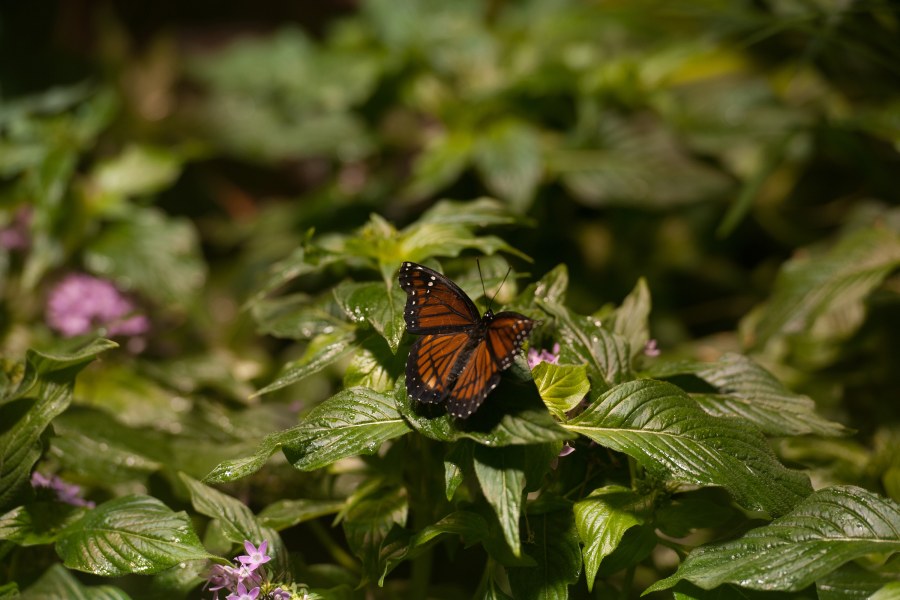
xmin=1 ymin=0 xmax=900 ymax=593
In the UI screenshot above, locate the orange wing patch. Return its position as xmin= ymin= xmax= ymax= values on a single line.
xmin=406 ymin=332 xmax=470 ymax=404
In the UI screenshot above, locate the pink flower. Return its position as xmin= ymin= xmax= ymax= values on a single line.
xmin=31 ymin=472 xmax=94 ymax=508
xmin=643 ymin=339 xmax=660 ymax=357
xmin=226 ymin=582 xmax=259 ymax=600
xmin=527 ymin=343 xmax=561 ymax=369
xmin=46 ymin=273 xmax=149 ymax=337
xmin=237 ymin=540 xmax=272 ymax=571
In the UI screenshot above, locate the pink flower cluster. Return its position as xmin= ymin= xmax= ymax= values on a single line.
xmin=205 ymin=541 xmax=292 ymax=600
xmin=31 ymin=472 xmax=95 ymax=508
xmin=527 ymin=342 xmax=560 ymax=369
xmin=45 ymin=273 xmax=149 ymax=338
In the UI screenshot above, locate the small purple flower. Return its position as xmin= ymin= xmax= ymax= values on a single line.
xmin=643 ymin=339 xmax=660 ymax=357
xmin=46 ymin=273 xmax=149 ymax=338
xmin=31 ymin=472 xmax=95 ymax=508
xmin=237 ymin=540 xmax=272 ymax=572
xmin=226 ymin=582 xmax=260 ymax=600
xmin=558 ymin=444 xmax=575 ymax=458
xmin=205 ymin=564 xmax=239 ymax=598
xmin=527 ymin=343 xmax=561 ymax=369
xmin=0 ymin=206 xmax=32 ymax=251
xmin=271 ymin=588 xmax=291 ymax=600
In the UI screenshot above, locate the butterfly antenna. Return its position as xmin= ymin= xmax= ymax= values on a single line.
xmin=479 ymin=259 xmax=512 ymax=313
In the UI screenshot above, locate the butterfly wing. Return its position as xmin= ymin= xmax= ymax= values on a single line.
xmin=399 ymin=262 xmax=480 ymax=335
xmin=445 ymin=311 xmax=535 ymax=418
xmin=406 ymin=332 xmax=472 ymax=404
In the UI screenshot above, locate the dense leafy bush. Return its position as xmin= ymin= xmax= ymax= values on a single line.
xmin=2 ymin=1 xmax=899 ymax=598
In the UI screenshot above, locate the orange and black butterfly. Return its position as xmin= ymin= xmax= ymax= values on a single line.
xmin=399 ymin=261 xmax=534 ymax=418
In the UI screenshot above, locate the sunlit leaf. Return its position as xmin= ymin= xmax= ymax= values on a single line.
xmin=532 ymin=362 xmax=590 ymax=418
xmin=56 ymin=495 xmax=213 ymax=576
xmin=574 ymin=485 xmax=646 ymax=591
xmin=282 ymin=387 xmax=412 ymax=471
xmin=648 ymin=486 xmax=900 ymax=593
xmin=604 ymin=278 xmax=651 ymax=361
xmin=255 ymin=329 xmax=360 ymax=396
xmin=333 ymin=281 xmax=406 ymax=352
xmin=566 ymin=379 xmax=811 ymax=516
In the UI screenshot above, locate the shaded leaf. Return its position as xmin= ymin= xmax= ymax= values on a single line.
xmin=56 ymin=495 xmax=212 ymax=576
xmin=203 ymin=427 xmax=301 ymax=483
xmin=604 ymin=277 xmax=651 ymax=361
xmin=418 ymin=197 xmax=520 ymax=227
xmin=566 ymin=379 xmax=811 ymax=516
xmin=648 ymin=486 xmax=900 ymax=593
xmin=341 ymin=482 xmax=407 ymax=582
xmin=0 ymin=502 xmax=85 ymax=546
xmin=257 ymin=498 xmax=345 ymax=531
xmin=474 ymin=445 xmax=526 ymax=557
xmin=473 ymin=120 xmax=543 ymax=213
xmin=508 ymin=506 xmax=581 ymax=600
xmin=0 ymin=339 xmax=116 ymax=513
xmin=21 ymin=563 xmax=133 ymax=600
xmin=84 ymin=208 xmax=206 ymax=309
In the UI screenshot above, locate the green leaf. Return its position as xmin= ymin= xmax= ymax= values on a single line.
xmin=333 ymin=281 xmax=406 ymax=352
xmin=474 ymin=445 xmax=526 ymax=557
xmin=0 ymin=502 xmax=85 ymax=545
xmin=538 ymin=300 xmax=632 ymax=390
xmin=574 ymin=485 xmax=646 ymax=591
xmin=746 ymin=226 xmax=900 ymax=361
xmin=816 ymin=562 xmax=900 ymax=600
xmin=566 ymin=379 xmax=812 ymax=516
xmin=870 ymin=582 xmax=900 ymax=600
xmin=418 ymin=197 xmax=520 ymax=227
xmin=443 ymin=442 xmax=471 ymax=501
xmin=255 ymin=329 xmax=359 ymax=396
xmin=378 ymin=511 xmax=489 ymax=584
xmin=648 ymin=486 xmax=900 ymax=593
xmin=252 ymin=293 xmax=347 ymax=340
xmin=88 ymin=144 xmax=183 ymax=203
xmin=21 ymin=563 xmax=133 ymax=600
xmin=343 ymin=335 xmax=403 ymax=392
xmin=0 ymin=339 xmax=116 ymax=512
xmin=396 ymin=379 xmax=575 ymax=447
xmin=532 ymin=362 xmax=590 ymax=418
xmin=604 ymin=278 xmax=652 ymax=361
xmin=179 ymin=474 xmax=287 ymax=571
xmin=508 ymin=506 xmax=581 ymax=600
xmin=405 ymin=129 xmax=474 ymax=200
xmin=473 ymin=120 xmax=543 ymax=213
xmin=341 ymin=482 xmax=407 ymax=582
xmin=257 ymin=498 xmax=345 ymax=530
xmin=282 ymin=387 xmax=412 ymax=471
xmin=84 ymin=207 xmax=206 ymax=309
xmin=650 ymin=353 xmax=849 ymax=437
xmin=56 ymin=495 xmax=212 ymax=576
xmin=203 ymin=427 xmax=300 ymax=483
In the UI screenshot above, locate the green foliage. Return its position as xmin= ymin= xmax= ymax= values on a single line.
xmin=2 ymin=0 xmax=900 ymax=598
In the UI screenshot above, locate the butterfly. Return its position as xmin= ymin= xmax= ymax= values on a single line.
xmin=399 ymin=261 xmax=535 ymax=418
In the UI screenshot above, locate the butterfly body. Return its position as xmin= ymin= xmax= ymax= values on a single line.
xmin=399 ymin=261 xmax=534 ymax=418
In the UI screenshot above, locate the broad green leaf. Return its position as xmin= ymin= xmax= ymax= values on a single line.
xmin=282 ymin=387 xmax=412 ymax=471
xmin=0 ymin=339 xmax=116 ymax=512
xmin=84 ymin=208 xmax=206 ymax=309
xmin=21 ymin=563 xmax=133 ymax=600
xmin=474 ymin=445 xmax=526 ymax=557
xmin=816 ymin=562 xmax=900 ymax=600
xmin=0 ymin=502 xmax=85 ymax=546
xmin=655 ymin=488 xmax=739 ymax=539
xmin=405 ymin=129 xmax=474 ymax=200
xmin=179 ymin=474 xmax=287 ymax=571
xmin=396 ymin=378 xmax=575 ymax=447
xmin=443 ymin=442 xmax=472 ymax=501
xmin=252 ymin=293 xmax=347 ymax=340
xmin=343 ymin=335 xmax=403 ymax=392
xmin=649 ymin=353 xmax=848 ymax=437
xmin=746 ymin=226 xmax=900 ymax=360
xmin=473 ymin=120 xmax=543 ymax=213
xmin=378 ymin=511 xmax=489 ymax=584
xmin=538 ymin=300 xmax=632 ymax=390
xmin=333 ymin=281 xmax=406 ymax=352
xmin=88 ymin=144 xmax=182 ymax=204
xmin=418 ymin=197 xmax=520 ymax=227
xmin=507 ymin=506 xmax=581 ymax=600
xmin=203 ymin=424 xmax=304 ymax=483
xmin=255 ymin=329 xmax=359 ymax=396
xmin=648 ymin=486 xmax=900 ymax=593
xmin=56 ymin=495 xmax=213 ymax=576
xmin=341 ymin=482 xmax=407 ymax=582
xmin=397 ymin=221 xmax=529 ymax=268
xmin=511 ymin=264 xmax=569 ymax=313
xmin=532 ymin=362 xmax=590 ymax=418
xmin=257 ymin=498 xmax=345 ymax=530
xmin=604 ymin=278 xmax=651 ymax=361
xmin=574 ymin=485 xmax=646 ymax=591
xmin=566 ymin=379 xmax=812 ymax=516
